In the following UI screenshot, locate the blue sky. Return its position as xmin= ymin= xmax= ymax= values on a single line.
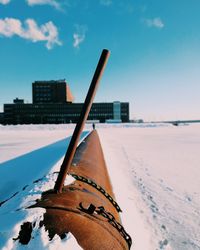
xmin=0 ymin=0 xmax=200 ymax=121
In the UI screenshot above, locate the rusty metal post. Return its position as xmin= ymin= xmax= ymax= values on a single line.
xmin=54 ymin=49 xmax=110 ymax=193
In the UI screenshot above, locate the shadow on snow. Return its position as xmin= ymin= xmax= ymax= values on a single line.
xmin=0 ymin=131 xmax=89 ymax=249
xmin=0 ymin=131 xmax=89 ymax=202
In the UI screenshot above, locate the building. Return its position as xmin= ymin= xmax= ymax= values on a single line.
xmin=0 ymin=112 xmax=4 ymax=124
xmin=13 ymin=98 xmax=24 ymax=104
xmin=2 ymin=80 xmax=129 ymax=125
xmin=3 ymin=102 xmax=129 ymax=124
xmin=32 ymin=79 xmax=74 ymax=104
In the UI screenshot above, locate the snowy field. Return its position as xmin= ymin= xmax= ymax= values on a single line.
xmin=0 ymin=123 xmax=200 ymax=250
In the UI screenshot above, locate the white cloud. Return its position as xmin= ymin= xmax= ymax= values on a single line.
xmin=144 ymin=17 xmax=164 ymax=29
xmin=73 ymin=25 xmax=87 ymax=49
xmin=0 ymin=18 xmax=62 ymax=49
xmin=100 ymin=0 xmax=112 ymax=6
xmin=26 ymin=0 xmax=61 ymax=10
xmin=0 ymin=0 xmax=10 ymax=4
xmin=0 ymin=0 xmax=63 ymax=9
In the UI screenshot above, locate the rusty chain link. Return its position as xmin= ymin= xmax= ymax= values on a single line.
xmin=70 ymin=173 xmax=122 ymax=212
xmin=78 ymin=202 xmax=132 ymax=249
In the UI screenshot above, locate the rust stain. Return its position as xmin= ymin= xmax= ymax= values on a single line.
xmin=31 ymin=130 xmax=131 ymax=249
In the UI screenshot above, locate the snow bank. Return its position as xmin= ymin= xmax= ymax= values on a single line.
xmin=99 ymin=123 xmax=200 ymax=250
xmin=0 ymin=123 xmax=200 ymax=249
xmin=0 ymin=126 xmax=90 ymax=250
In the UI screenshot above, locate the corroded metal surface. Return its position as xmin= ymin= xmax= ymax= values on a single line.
xmin=54 ymin=49 xmax=110 ymax=193
xmin=32 ymin=130 xmax=131 ymax=249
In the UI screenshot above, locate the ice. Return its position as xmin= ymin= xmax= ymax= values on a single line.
xmin=0 ymin=123 xmax=200 ymax=249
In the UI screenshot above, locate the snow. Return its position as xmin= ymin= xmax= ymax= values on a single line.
xmin=0 ymin=123 xmax=200 ymax=249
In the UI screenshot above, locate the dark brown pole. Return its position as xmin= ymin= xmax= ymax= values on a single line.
xmin=54 ymin=49 xmax=110 ymax=193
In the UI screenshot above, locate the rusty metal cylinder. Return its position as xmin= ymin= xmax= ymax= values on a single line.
xmin=33 ymin=130 xmax=131 ymax=249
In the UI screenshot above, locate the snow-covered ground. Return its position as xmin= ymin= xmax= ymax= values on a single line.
xmin=0 ymin=123 xmax=200 ymax=250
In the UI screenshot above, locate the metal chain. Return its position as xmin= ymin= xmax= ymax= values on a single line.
xmin=70 ymin=173 xmax=122 ymax=212
xmin=96 ymin=206 xmax=132 ymax=249
xmin=78 ymin=203 xmax=132 ymax=249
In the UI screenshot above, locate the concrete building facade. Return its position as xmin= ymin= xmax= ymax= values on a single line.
xmin=3 ymin=102 xmax=129 ymax=124
xmin=32 ymin=79 xmax=74 ymax=104
xmin=2 ymin=80 xmax=129 ymax=125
